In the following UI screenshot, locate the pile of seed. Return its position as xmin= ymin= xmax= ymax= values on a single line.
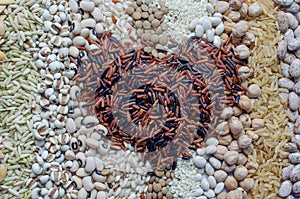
xmin=69 ymin=0 xmax=137 ymax=49
xmin=146 ymin=165 xmax=174 ymax=199
xmin=157 ymin=0 xmax=209 ymax=41
xmin=155 ymin=0 xmax=225 ymax=47
xmin=99 ymin=148 xmax=151 ymax=198
xmin=170 ymin=113 xmax=261 ymax=199
xmin=0 ymin=0 xmax=44 ymax=197
xmin=210 ymin=98 xmax=261 ymax=198
xmin=173 ymin=81 xmax=262 ymax=198
xmin=187 ymin=1 xmax=226 ymax=48
xmin=221 ymin=0 xmax=262 ymax=45
xmin=169 ymin=139 xmax=226 ymax=198
xmin=242 ymin=0 xmax=292 ymax=198
xmin=27 ymin=0 xmax=77 ymax=198
xmin=126 ymin=0 xmax=170 ymax=49
xmin=0 ymin=0 xmax=10 ymax=186
xmin=65 ymin=113 xmax=151 ymax=199
xmin=163 ymin=0 xmax=266 ymax=197
xmin=275 ymin=0 xmax=300 ymax=197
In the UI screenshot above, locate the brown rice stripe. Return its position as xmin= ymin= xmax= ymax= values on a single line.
xmin=244 ymin=0 xmax=290 ymax=198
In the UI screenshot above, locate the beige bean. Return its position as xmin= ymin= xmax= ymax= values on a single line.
xmin=251 ymin=118 xmax=265 ymax=130
xmin=229 ymin=118 xmax=243 ymax=135
xmin=238 ymin=134 xmax=252 ymax=148
xmin=224 ymin=176 xmax=238 ymax=191
xmin=238 ymin=95 xmax=250 ymax=110
xmin=224 ymin=151 xmax=239 ymax=165
xmin=247 ymin=84 xmax=261 ymax=98
xmin=233 ymin=165 xmax=248 ymax=181
xmin=239 ymin=178 xmax=254 ymax=191
xmin=214 ymin=145 xmax=228 ymax=160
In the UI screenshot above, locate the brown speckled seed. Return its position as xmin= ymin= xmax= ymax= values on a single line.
xmin=227 ymin=11 xmax=241 ymax=22
xmin=154 ymin=10 xmax=164 ymax=19
xmin=166 ymin=192 xmax=172 ymax=199
xmin=157 ymin=165 xmax=165 ymax=171
xmin=152 ymin=49 xmax=158 ymax=57
xmin=148 ymin=7 xmax=153 ymax=14
xmin=161 ymin=23 xmax=168 ymax=31
xmin=153 ymin=183 xmax=162 ymax=192
xmin=158 ymin=192 xmax=163 ymax=199
xmin=136 ymin=7 xmax=142 ymax=13
xmin=153 ymin=7 xmax=159 ymax=13
xmin=157 ymin=46 xmax=166 ymax=53
xmin=166 ymin=171 xmax=171 ymax=178
xmin=132 ymin=12 xmax=142 ymax=20
xmin=126 ymin=6 xmax=134 ymax=15
xmin=156 ymin=27 xmax=163 ymax=34
xmin=159 ymin=179 xmax=166 ymax=187
xmin=135 ymin=20 xmax=143 ymax=28
xmin=152 ymin=19 xmax=160 ymax=28
xmin=132 ymin=2 xmax=138 ymax=9
xmin=151 ymin=34 xmax=159 ymax=43
xmin=161 ymin=187 xmax=168 ymax=195
xmin=142 ymin=32 xmax=151 ymax=41
xmin=148 ymin=14 xmax=155 ymax=22
xmin=154 ymin=177 xmax=160 ymax=183
xmin=143 ymin=21 xmax=151 ymax=29
xmin=161 ymin=6 xmax=169 ymax=14
xmin=159 ymin=35 xmax=168 ymax=45
xmin=155 ymin=170 xmax=164 ymax=177
xmin=141 ymin=12 xmax=149 ymax=19
xmin=141 ymin=4 xmax=149 ymax=12
xmin=137 ymin=29 xmax=144 ymax=37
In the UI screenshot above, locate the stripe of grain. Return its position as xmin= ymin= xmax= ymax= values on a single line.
xmin=244 ymin=0 xmax=290 ymax=198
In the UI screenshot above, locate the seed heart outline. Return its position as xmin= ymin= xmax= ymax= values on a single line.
xmin=70 ymin=32 xmax=247 ymax=166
